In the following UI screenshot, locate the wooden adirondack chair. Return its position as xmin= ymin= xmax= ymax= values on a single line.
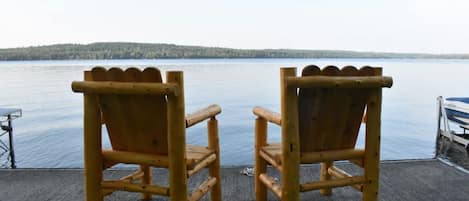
xmin=71 ymin=67 xmax=222 ymax=201
xmin=253 ymin=65 xmax=392 ymax=201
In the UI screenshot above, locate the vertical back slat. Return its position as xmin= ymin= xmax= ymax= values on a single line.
xmin=92 ymin=67 xmax=130 ymax=151
xmin=329 ymin=66 xmax=359 ymax=149
xmin=340 ymin=67 xmax=376 ymax=148
xmin=122 ymin=68 xmax=144 ymax=152
xmin=315 ymin=66 xmax=351 ymax=150
xmin=140 ymin=68 xmax=168 ymax=154
xmin=298 ymin=65 xmax=322 ymax=151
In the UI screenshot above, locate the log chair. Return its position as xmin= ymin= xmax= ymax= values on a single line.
xmin=72 ymin=67 xmax=222 ymax=201
xmin=253 ymin=65 xmax=392 ymax=201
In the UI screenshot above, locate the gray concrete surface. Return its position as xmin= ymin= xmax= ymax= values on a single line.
xmin=0 ymin=160 xmax=468 ymax=201
xmin=437 ymin=135 xmax=469 ymax=170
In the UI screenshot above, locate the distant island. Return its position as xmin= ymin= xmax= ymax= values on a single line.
xmin=1 ymin=42 xmax=468 ymax=60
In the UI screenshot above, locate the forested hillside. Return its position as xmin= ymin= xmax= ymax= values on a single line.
xmin=0 ymin=42 xmax=468 ymax=60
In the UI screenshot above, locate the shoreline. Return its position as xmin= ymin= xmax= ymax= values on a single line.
xmin=3 ymin=57 xmax=469 ymax=62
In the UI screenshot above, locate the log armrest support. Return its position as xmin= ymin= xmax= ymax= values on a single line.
xmin=253 ymin=106 xmax=281 ymax=126
xmin=185 ymin=104 xmax=222 ymax=128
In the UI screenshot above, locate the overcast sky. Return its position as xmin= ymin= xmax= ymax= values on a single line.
xmin=1 ymin=0 xmax=469 ymax=53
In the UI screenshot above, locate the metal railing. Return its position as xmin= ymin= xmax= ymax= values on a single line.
xmin=0 ymin=108 xmax=22 ymax=168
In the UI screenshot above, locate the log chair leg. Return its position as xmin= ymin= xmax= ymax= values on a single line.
xmin=84 ymin=94 xmax=103 ymax=201
xmin=208 ymin=118 xmax=222 ymax=201
xmin=255 ymin=118 xmax=268 ymax=201
xmin=362 ymin=162 xmax=379 ymax=201
xmin=167 ymin=71 xmax=188 ymax=201
xmin=363 ymin=148 xmax=380 ymax=201
xmin=363 ymin=89 xmax=381 ymax=201
xmin=141 ymin=165 xmax=152 ymax=200
xmin=320 ymin=161 xmax=333 ymax=196
xmin=280 ymin=67 xmax=300 ymax=201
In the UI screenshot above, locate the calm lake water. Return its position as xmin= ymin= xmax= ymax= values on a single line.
xmin=0 ymin=58 xmax=468 ymax=168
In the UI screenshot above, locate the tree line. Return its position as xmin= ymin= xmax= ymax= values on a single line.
xmin=0 ymin=42 xmax=468 ymax=60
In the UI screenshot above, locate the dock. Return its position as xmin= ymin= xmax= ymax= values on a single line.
xmin=0 ymin=159 xmax=468 ymax=201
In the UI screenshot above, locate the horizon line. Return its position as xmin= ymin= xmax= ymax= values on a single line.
xmin=2 ymin=41 xmax=469 ymax=56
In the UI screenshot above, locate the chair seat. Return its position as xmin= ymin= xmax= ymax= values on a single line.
xmin=102 ymin=144 xmax=215 ymax=170
xmin=260 ymin=143 xmax=282 ymax=165
xmin=186 ymin=144 xmax=216 ymax=169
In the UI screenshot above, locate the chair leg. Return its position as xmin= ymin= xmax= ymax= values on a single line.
xmin=255 ymin=151 xmax=268 ymax=201
xmin=85 ymin=166 xmax=103 ymax=201
xmin=209 ymin=156 xmax=222 ymax=201
xmin=362 ymin=181 xmax=378 ymax=201
xmin=208 ymin=118 xmax=222 ymax=201
xmin=255 ymin=118 xmax=268 ymax=201
xmin=362 ymin=160 xmax=379 ymax=201
xmin=84 ymin=94 xmax=103 ymax=201
xmin=363 ymin=89 xmax=381 ymax=201
xmin=320 ymin=161 xmax=333 ymax=196
xmin=141 ymin=165 xmax=152 ymax=200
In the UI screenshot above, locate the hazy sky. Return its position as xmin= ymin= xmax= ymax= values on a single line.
xmin=1 ymin=0 xmax=469 ymax=53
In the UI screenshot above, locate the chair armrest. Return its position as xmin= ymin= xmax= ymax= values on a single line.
xmin=253 ymin=106 xmax=281 ymax=126
xmin=186 ymin=104 xmax=222 ymax=128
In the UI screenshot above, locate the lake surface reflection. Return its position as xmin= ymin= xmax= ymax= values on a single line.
xmin=1 ymin=58 xmax=468 ymax=167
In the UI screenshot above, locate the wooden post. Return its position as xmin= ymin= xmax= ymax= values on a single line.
xmin=362 ymin=88 xmax=382 ymax=201
xmin=83 ymin=71 xmax=103 ymax=201
xmin=208 ymin=117 xmax=222 ymax=201
xmin=167 ymin=71 xmax=188 ymax=201
xmin=255 ymin=117 xmax=268 ymax=201
xmin=320 ymin=161 xmax=333 ymax=195
xmin=280 ymin=67 xmax=300 ymax=201
xmin=141 ymin=165 xmax=152 ymax=200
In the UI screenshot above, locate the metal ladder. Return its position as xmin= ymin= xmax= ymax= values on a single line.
xmin=0 ymin=108 xmax=22 ymax=168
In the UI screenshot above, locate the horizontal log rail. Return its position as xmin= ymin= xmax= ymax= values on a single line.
xmin=259 ymin=173 xmax=282 ymax=199
xmin=300 ymin=176 xmax=367 ymax=192
xmin=102 ymin=150 xmax=171 ymax=168
xmin=286 ymin=76 xmax=393 ymax=89
xmin=102 ymin=169 xmax=146 ymax=196
xmin=101 ymin=181 xmax=169 ymax=196
xmin=300 ymin=149 xmax=365 ymax=164
xmin=253 ymin=107 xmax=281 ymax=126
xmin=71 ymin=81 xmax=179 ymax=96
xmin=119 ymin=170 xmax=144 ymax=182
xmin=102 ymin=150 xmax=201 ymax=169
xmin=188 ymin=177 xmax=217 ymax=201
xmin=328 ymin=166 xmax=363 ymax=191
xmin=185 ymin=105 xmax=222 ymax=128
xmin=187 ymin=154 xmax=217 ymax=177
xmin=259 ymin=150 xmax=282 ymax=172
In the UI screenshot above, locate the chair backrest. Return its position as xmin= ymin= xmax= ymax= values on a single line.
xmin=86 ymin=67 xmax=169 ymax=154
xmin=293 ymin=65 xmax=387 ymax=152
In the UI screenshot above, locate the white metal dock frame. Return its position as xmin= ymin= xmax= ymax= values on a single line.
xmin=0 ymin=108 xmax=22 ymax=168
xmin=436 ymin=96 xmax=469 ymax=156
